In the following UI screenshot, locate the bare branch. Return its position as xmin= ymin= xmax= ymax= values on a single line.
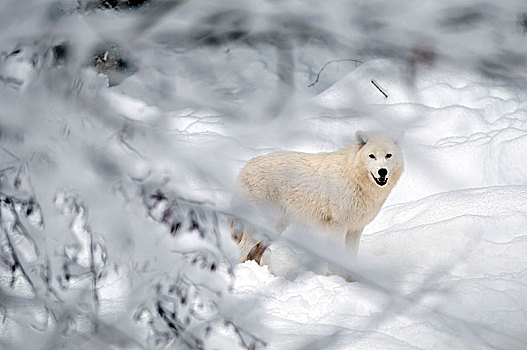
xmin=308 ymin=59 xmax=362 ymax=87
xmin=0 ymin=198 xmax=37 ymax=293
xmin=371 ymin=79 xmax=388 ymax=98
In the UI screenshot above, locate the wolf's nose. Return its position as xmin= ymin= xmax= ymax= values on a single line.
xmin=378 ymin=168 xmax=388 ymax=177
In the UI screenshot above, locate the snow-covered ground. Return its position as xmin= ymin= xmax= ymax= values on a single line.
xmin=231 ymin=59 xmax=527 ymax=350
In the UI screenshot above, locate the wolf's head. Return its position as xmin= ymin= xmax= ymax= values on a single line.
xmin=353 ymin=130 xmax=404 ymax=188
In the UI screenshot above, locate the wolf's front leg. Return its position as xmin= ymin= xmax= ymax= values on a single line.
xmin=345 ymin=229 xmax=363 ymax=257
xmin=325 ymin=230 xmax=355 ymax=282
xmin=327 ymin=229 xmax=362 ymax=282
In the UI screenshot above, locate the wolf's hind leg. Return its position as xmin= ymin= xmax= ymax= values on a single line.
xmin=252 ymin=215 xmax=290 ymax=265
xmin=229 ymin=215 xmax=289 ymax=265
xmin=229 ymin=218 xmax=244 ymax=244
xmin=245 ymin=215 xmax=289 ymax=264
xmin=246 ymin=241 xmax=268 ymax=264
xmin=230 ymin=219 xmax=261 ymax=263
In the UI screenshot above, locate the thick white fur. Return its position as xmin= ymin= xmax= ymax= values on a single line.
xmin=236 ymin=131 xmax=404 ymax=270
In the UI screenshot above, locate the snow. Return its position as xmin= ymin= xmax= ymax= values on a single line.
xmin=231 ymin=59 xmax=527 ymax=349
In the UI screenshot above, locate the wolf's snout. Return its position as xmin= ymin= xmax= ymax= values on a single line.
xmin=373 ymin=168 xmax=389 ymax=186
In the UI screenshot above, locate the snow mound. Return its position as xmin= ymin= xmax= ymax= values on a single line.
xmin=306 ymin=59 xmax=527 ymax=203
xmin=314 ymin=58 xmax=526 ymax=113
xmin=234 ymin=186 xmax=527 ymax=350
xmin=233 ymin=58 xmax=527 ymax=349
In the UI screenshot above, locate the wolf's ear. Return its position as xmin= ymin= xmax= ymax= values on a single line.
xmin=355 ymin=130 xmax=369 ymax=147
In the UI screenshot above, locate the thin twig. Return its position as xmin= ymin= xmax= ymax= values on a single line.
xmin=225 ymin=319 xmax=267 ymax=350
xmin=157 ymin=302 xmax=204 ymax=350
xmin=1 ymin=200 xmax=37 ymax=293
xmin=0 ymin=145 xmax=20 ymax=161
xmin=89 ymin=229 xmax=100 ymax=314
xmin=308 ymin=58 xmax=362 ymax=87
xmin=371 ymin=79 xmax=388 ymax=98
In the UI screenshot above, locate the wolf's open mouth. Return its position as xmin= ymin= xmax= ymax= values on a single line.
xmin=371 ymin=173 xmax=388 ymax=187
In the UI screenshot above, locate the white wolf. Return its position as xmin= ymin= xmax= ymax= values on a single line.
xmin=233 ymin=130 xmax=404 ymax=275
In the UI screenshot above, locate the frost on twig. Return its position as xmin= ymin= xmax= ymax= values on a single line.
xmin=0 ymin=196 xmax=39 ymax=294
xmin=0 ymin=170 xmax=265 ymax=349
xmin=54 ymin=191 xmax=106 ymax=314
xmin=138 ymin=187 xmax=265 ymax=349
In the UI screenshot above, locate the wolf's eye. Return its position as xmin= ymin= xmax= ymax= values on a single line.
xmin=369 ymin=154 xmax=376 ymax=159
xmin=386 ymin=153 xmax=392 ymax=158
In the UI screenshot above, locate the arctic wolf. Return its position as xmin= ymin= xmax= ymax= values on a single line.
xmin=233 ymin=130 xmax=404 ymax=275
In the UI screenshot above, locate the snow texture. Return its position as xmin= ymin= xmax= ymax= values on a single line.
xmin=232 ymin=58 xmax=527 ymax=350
